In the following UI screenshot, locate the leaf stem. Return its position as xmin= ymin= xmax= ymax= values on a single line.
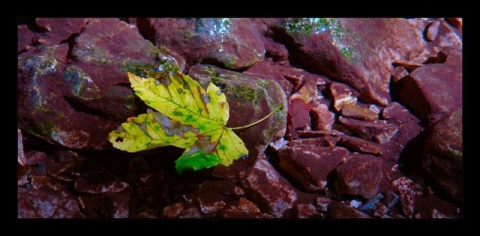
xmin=230 ymin=105 xmax=283 ymax=130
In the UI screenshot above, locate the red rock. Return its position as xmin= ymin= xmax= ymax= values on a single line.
xmin=105 ymin=190 xmax=131 ymax=218
xmin=340 ymin=102 xmax=378 ymax=121
xmin=35 ymin=18 xmax=89 ymax=45
xmin=179 ymin=207 xmax=203 ymax=218
xmin=294 ymin=203 xmax=319 ymax=218
xmin=283 ymin=74 xmax=305 ymax=93
xmin=310 ymin=103 xmax=335 ymax=130
xmin=198 ymin=198 xmax=226 ymax=215
xmin=392 ymin=59 xmax=423 ymax=71
xmin=329 ymin=82 xmax=358 ymax=111
xmin=326 ymin=201 xmax=370 ymax=218
xmin=25 ymin=151 xmax=47 ymax=166
xmin=288 ymin=136 xmax=341 ymax=147
xmin=138 ymin=18 xmax=265 ymax=70
xmin=315 ymin=196 xmax=331 ymax=213
xmin=162 ymin=203 xmax=184 ymax=218
xmin=339 ymin=116 xmax=398 ymax=144
xmin=243 ymin=159 xmax=298 ymax=217
xmin=278 ymin=146 xmax=349 ymax=192
xmin=422 ymin=110 xmax=462 ymax=202
xmin=18 ymin=25 xmax=37 ymax=53
xmin=74 ymin=173 xmax=129 ymax=194
xmin=221 ymin=197 xmax=261 ymax=215
xmin=425 ymin=20 xmax=441 ymax=42
xmin=430 ymin=21 xmax=462 ymax=49
xmin=338 ymin=135 xmax=383 ymax=155
xmin=392 ymin=177 xmax=423 ymax=218
xmin=288 ymin=96 xmax=312 ymax=132
xmin=243 ymin=60 xmax=294 ymax=97
xmin=446 ymin=18 xmax=462 ymax=28
xmin=381 ymin=102 xmax=409 ymax=119
xmin=17 ymin=129 xmax=26 ymax=166
xmin=30 ymin=176 xmax=62 ymax=191
xmin=372 ymin=203 xmax=388 ymax=218
xmin=380 ymin=102 xmax=424 ymax=161
xmin=18 ymin=187 xmax=84 ymax=218
xmin=400 ymin=48 xmax=462 ymax=125
xmin=391 ymin=66 xmax=409 ymax=84
xmin=263 ymin=36 xmax=289 ymax=61
xmin=53 ymin=149 xmax=82 ymax=163
xmin=335 ymin=154 xmax=383 ymax=199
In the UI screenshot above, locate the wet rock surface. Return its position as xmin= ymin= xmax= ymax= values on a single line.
xmin=18 ymin=17 xmax=462 ymax=218
xmin=422 ymin=110 xmax=463 ymax=203
xmin=400 ymin=48 xmax=462 ymax=125
xmin=335 ymin=154 xmax=384 ymax=199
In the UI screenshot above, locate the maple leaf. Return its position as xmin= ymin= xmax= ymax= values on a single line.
xmin=109 ymin=71 xmax=280 ymax=173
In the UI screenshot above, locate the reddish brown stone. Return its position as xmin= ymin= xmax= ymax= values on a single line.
xmin=74 ymin=174 xmax=129 ymax=194
xmin=162 ymin=203 xmax=184 ymax=218
xmin=30 ymin=176 xmax=62 ymax=191
xmin=283 ymin=74 xmax=305 ymax=93
xmin=372 ymin=203 xmax=388 ymax=218
xmin=294 ymin=203 xmax=320 ymax=218
xmin=338 ymin=135 xmax=383 ymax=155
xmin=310 ymin=103 xmax=335 ymax=130
xmin=278 ymin=146 xmax=349 ymax=192
xmin=288 ymin=136 xmax=341 ymax=147
xmin=243 ymin=159 xmax=298 ymax=217
xmin=392 ymin=59 xmax=423 ymax=71
xmin=263 ymin=36 xmax=289 ymax=61
xmin=25 ymin=151 xmax=47 ymax=166
xmin=315 ymin=196 xmax=331 ymax=213
xmin=138 ymin=18 xmax=265 ymax=70
xmin=381 ymin=102 xmax=409 ymax=119
xmin=430 ymin=21 xmax=462 ymax=49
xmin=18 ymin=25 xmax=37 ymax=53
xmin=18 ymin=187 xmax=84 ymax=218
xmin=335 ymin=154 xmax=383 ymax=199
xmin=339 ymin=116 xmax=398 ymax=144
xmin=327 ymin=201 xmax=370 ymax=218
xmin=446 ymin=18 xmax=462 ymax=28
xmin=329 ymin=82 xmax=358 ymax=111
xmin=340 ymin=102 xmax=378 ymax=121
xmin=392 ymin=177 xmax=423 ymax=218
xmin=391 ymin=66 xmax=409 ymax=84
xmin=220 ymin=197 xmax=261 ymax=216
xmin=400 ymin=48 xmax=462 ymax=125
xmin=198 ymin=198 xmax=226 ymax=215
xmin=288 ymin=97 xmax=312 ymax=132
xmin=425 ymin=20 xmax=441 ymax=42
xmin=35 ymin=18 xmax=89 ymax=45
xmin=105 ymin=190 xmax=131 ymax=218
xmin=18 ymin=129 xmax=26 ymax=166
xmin=422 ymin=110 xmax=462 ymax=202
xmin=179 ymin=207 xmax=203 ymax=218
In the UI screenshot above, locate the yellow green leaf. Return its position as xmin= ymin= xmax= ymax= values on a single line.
xmin=108 ymin=109 xmax=199 ymax=152
xmin=110 ymin=71 xmax=255 ymax=173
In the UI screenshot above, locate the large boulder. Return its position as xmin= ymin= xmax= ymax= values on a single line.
xmin=18 ymin=18 xmax=182 ymax=149
xmin=400 ymin=49 xmax=462 ymax=125
xmin=422 ymin=110 xmax=462 ymax=202
xmin=138 ymin=18 xmax=265 ymax=70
